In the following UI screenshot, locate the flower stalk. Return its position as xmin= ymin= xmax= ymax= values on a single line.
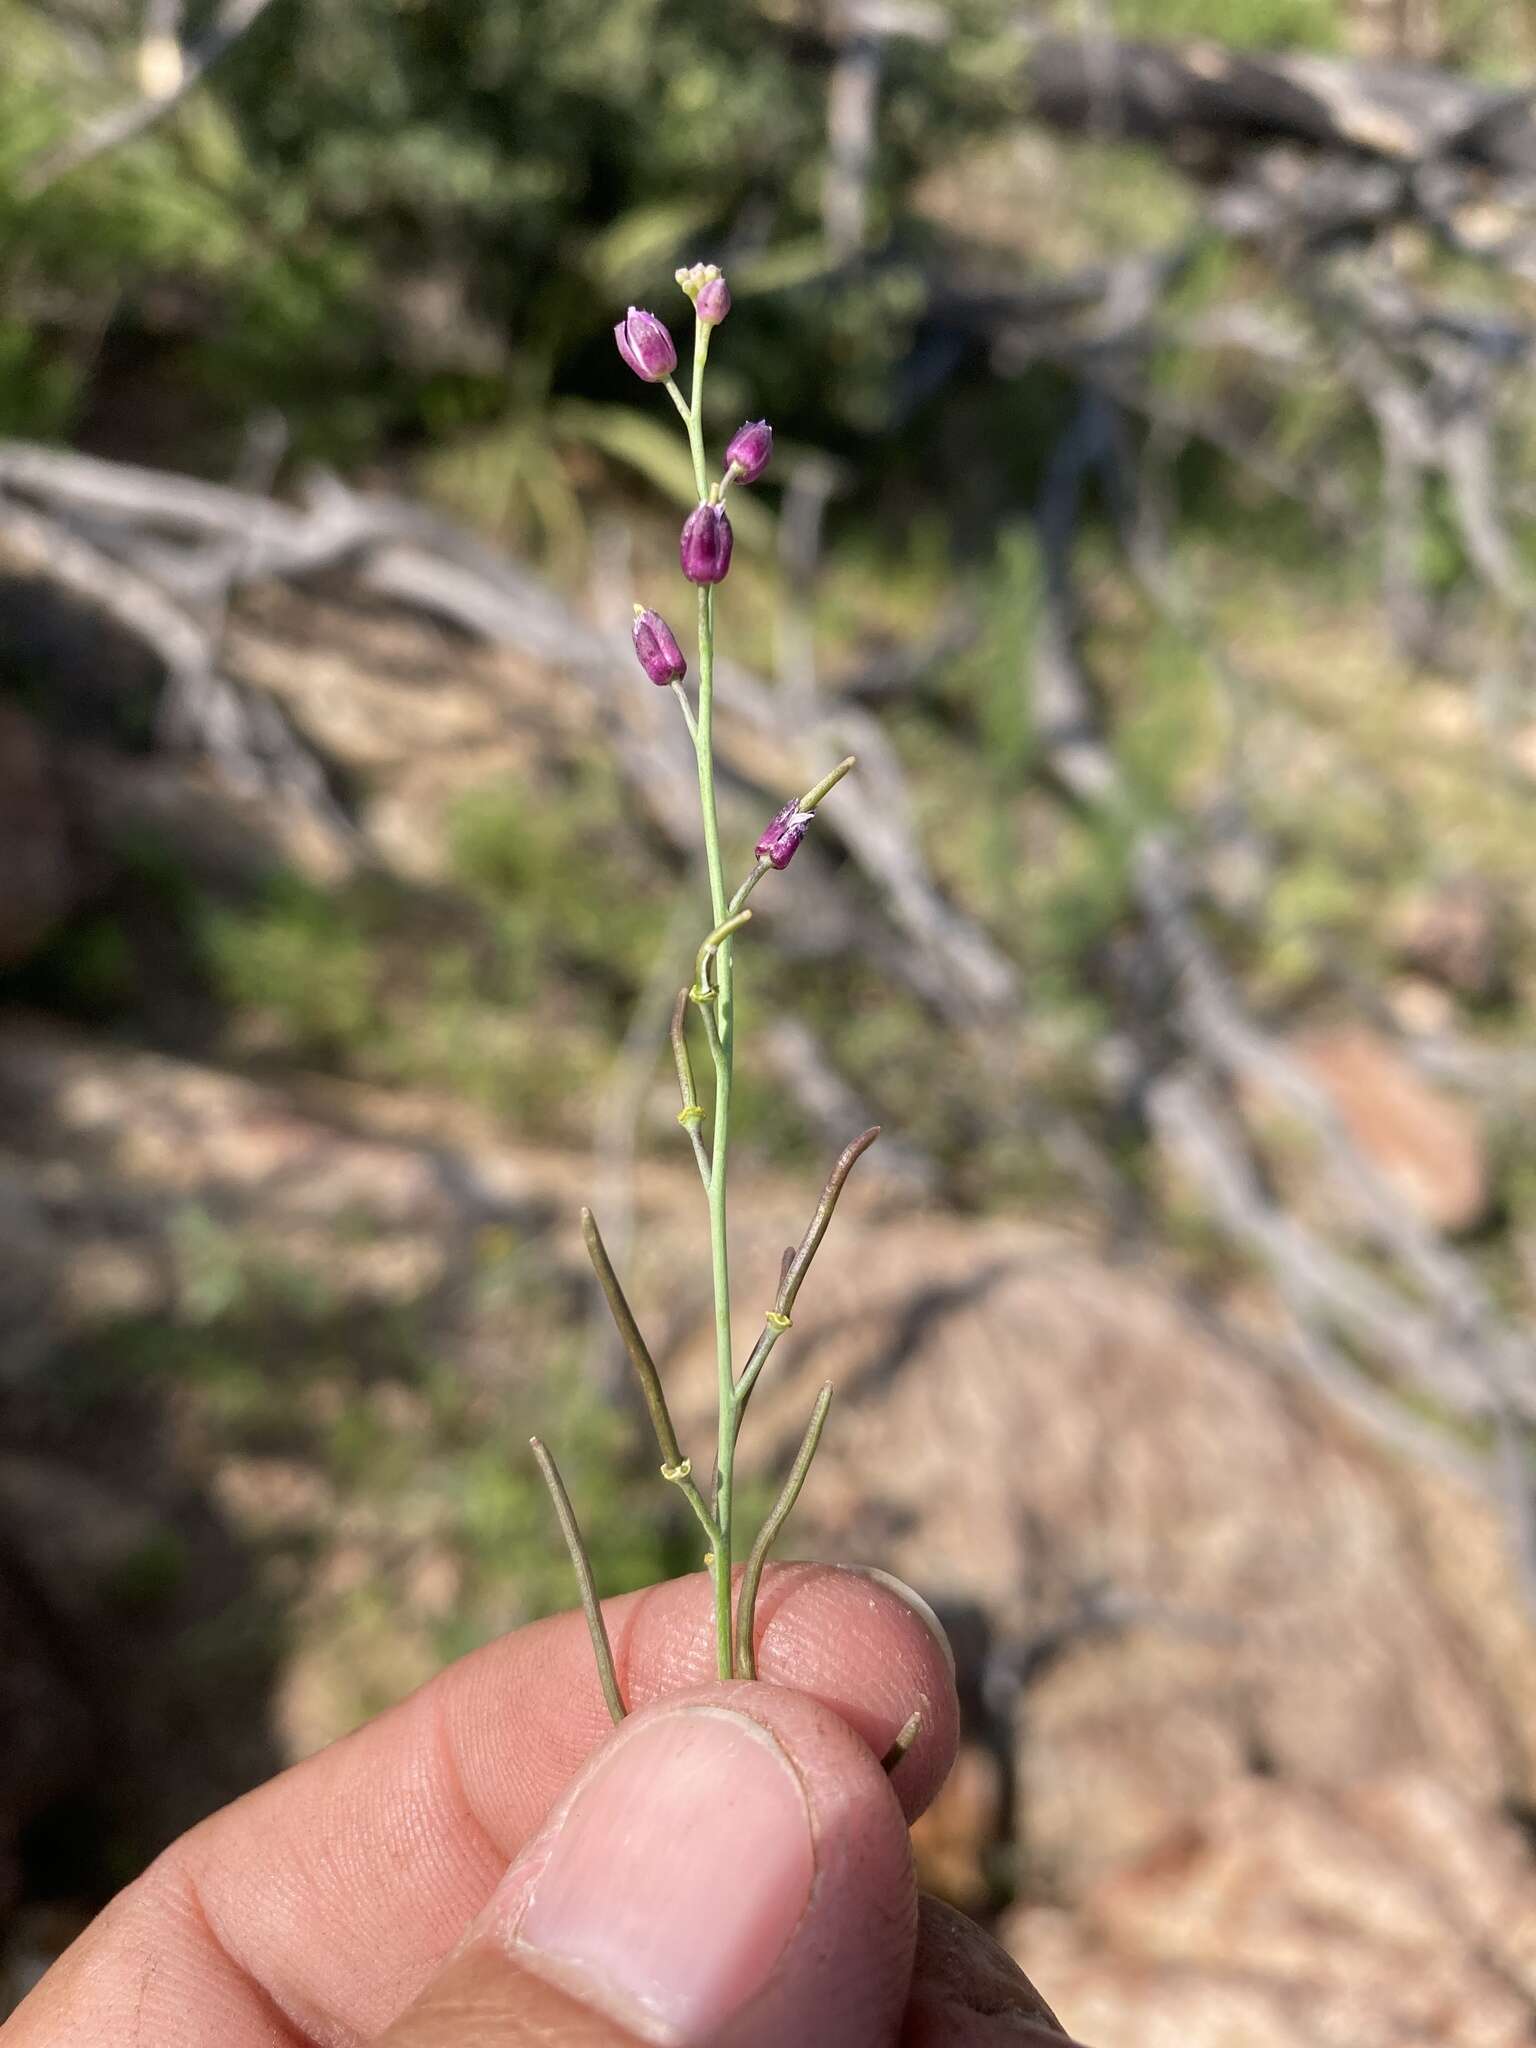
xmin=539 ymin=264 xmax=881 ymax=1689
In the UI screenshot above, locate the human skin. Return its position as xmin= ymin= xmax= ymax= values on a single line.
xmin=3 ymin=1563 xmax=1077 ymax=2047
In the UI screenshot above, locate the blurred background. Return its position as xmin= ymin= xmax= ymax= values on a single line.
xmin=6 ymin=0 xmax=1536 ymax=2037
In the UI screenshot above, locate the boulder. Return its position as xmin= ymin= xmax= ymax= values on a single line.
xmin=1011 ymin=1772 xmax=1536 ymax=2048
xmin=1287 ymin=1021 xmax=1490 ymax=1234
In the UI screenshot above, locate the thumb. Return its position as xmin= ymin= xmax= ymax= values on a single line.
xmin=376 ymin=1681 xmax=918 ymax=2048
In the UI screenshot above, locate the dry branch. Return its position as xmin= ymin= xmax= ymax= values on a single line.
xmin=1029 ymin=388 xmax=1536 ymax=1546
xmin=1023 ymin=35 xmax=1535 ymax=177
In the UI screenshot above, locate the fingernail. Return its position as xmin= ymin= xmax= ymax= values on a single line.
xmin=498 ymin=1705 xmax=814 ymax=2042
xmin=848 ymin=1565 xmax=956 ymax=1679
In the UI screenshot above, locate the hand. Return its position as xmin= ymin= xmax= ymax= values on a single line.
xmin=5 ymin=1564 xmax=1074 ymax=2046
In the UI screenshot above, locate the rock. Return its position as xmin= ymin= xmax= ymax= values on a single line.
xmin=1384 ymin=973 xmax=1455 ymax=1037
xmin=1287 ymin=1020 xmax=1490 ymax=1234
xmin=657 ymin=1190 xmax=1536 ymax=2048
xmin=1010 ymin=1772 xmax=1536 ymax=2048
xmin=0 ymin=703 xmax=78 ymax=968
xmin=4 ymin=1016 xmax=1535 ymax=2048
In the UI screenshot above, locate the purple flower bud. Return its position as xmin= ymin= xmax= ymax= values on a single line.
xmin=679 ymin=501 xmax=733 ymax=585
xmin=631 ymin=606 xmax=687 ymax=686
xmin=725 ymin=419 xmax=773 ymax=485
xmin=676 ymin=261 xmax=724 ymax=304
xmin=755 ymin=801 xmax=814 ymax=870
xmin=614 ymin=306 xmax=677 ymax=383
xmin=696 ymin=276 xmax=731 ymax=326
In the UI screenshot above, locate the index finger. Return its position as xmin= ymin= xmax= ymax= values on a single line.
xmin=14 ymin=1562 xmax=957 ymax=2048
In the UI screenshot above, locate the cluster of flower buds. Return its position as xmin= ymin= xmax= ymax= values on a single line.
xmin=676 ymin=262 xmax=731 ymax=326
xmin=617 ymin=265 xmax=777 ymax=609
xmin=619 ymin=261 xmax=803 ymax=852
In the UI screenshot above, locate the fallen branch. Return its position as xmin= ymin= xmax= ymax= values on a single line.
xmin=1028 ymin=388 xmax=1536 ymax=1557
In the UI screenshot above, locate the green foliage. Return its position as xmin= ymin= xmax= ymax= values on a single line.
xmin=1113 ymin=617 xmax=1226 ymax=817
xmin=104 ymin=1527 xmax=190 ymax=1611
xmin=201 ymin=876 xmax=382 ymax=1059
xmin=964 ymin=526 xmax=1044 ymax=916
xmin=55 ymin=1209 xmax=683 ymax=1702
xmin=0 ymin=320 xmax=78 ymax=437
xmin=1 ymin=0 xmax=1022 ymax=480
xmin=1094 ymin=0 xmax=1340 ymax=48
xmin=174 ymin=764 xmax=684 ymax=1134
xmin=449 ymin=762 xmax=678 ymax=1000
xmin=447 ymin=1359 xmax=687 ymax=1643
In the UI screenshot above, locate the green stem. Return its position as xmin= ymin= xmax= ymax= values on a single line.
xmin=695 ymin=908 xmax=752 ymax=1002
xmin=694 ymin=571 xmax=737 ymax=1677
xmin=670 ymin=987 xmax=712 ymax=1190
xmin=689 ymin=317 xmax=710 ymax=496
xmin=670 ymin=676 xmax=698 ymax=743
xmin=666 ymin=318 xmax=710 ymax=503
xmin=728 ymin=857 xmax=772 ymax=919
xmin=664 ymin=375 xmax=694 ymax=451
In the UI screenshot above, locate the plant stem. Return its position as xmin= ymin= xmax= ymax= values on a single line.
xmin=664 ymin=375 xmax=695 ymax=452
xmin=670 ymin=676 xmax=698 ymax=742
xmin=688 ymin=318 xmax=710 ymax=496
xmin=694 ymin=565 xmax=737 ymax=1675
xmin=695 ymin=908 xmax=752 ymax=1002
xmin=728 ymin=856 xmax=772 ymax=919
xmin=670 ymin=987 xmax=712 ymax=1188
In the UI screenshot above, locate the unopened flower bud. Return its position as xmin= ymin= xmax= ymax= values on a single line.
xmin=725 ymin=419 xmax=773 ymax=485
xmin=755 ymin=801 xmax=814 ymax=870
xmin=676 ymin=261 xmax=722 ymax=304
xmin=696 ymin=275 xmax=731 ymax=326
xmin=632 ymin=606 xmax=687 ymax=686
xmin=614 ymin=306 xmax=677 ymax=383
xmin=680 ymin=501 xmax=733 ymax=585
